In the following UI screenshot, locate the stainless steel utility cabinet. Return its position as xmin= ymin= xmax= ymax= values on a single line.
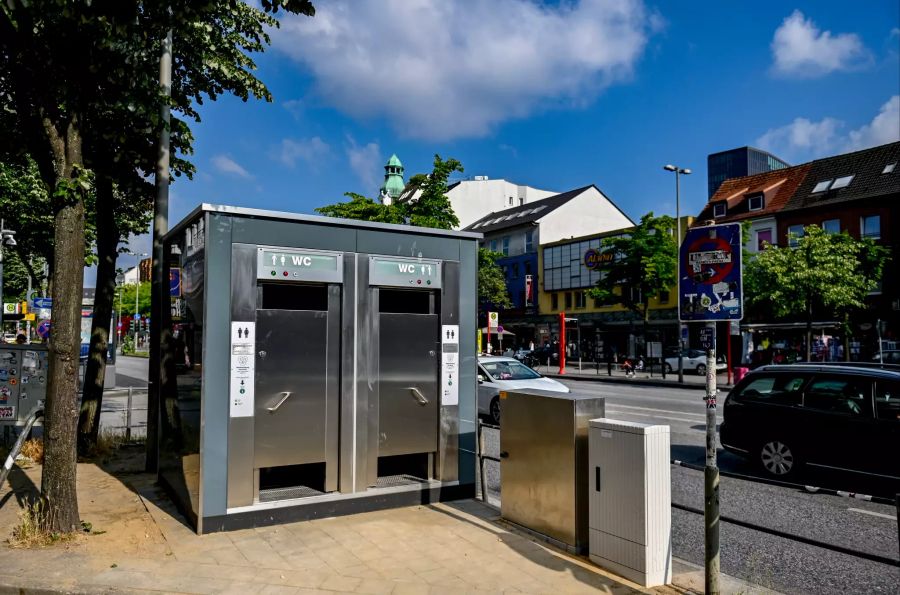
xmin=500 ymin=389 xmax=605 ymax=553
xmin=156 ymin=204 xmax=480 ymax=533
xmin=588 ymin=418 xmax=671 ymax=587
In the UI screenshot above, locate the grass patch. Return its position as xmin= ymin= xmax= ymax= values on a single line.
xmin=80 ymin=429 xmax=125 ymax=463
xmin=8 ymin=499 xmax=77 ymax=548
xmin=20 ymin=438 xmax=44 ymax=464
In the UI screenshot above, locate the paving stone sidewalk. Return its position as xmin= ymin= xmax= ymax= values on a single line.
xmin=0 ymin=454 xmax=774 ymax=594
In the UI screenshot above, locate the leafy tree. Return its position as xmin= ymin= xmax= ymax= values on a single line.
xmin=0 ymin=0 xmax=315 ymax=533
xmin=478 ymin=249 xmax=513 ymax=310
xmin=744 ymin=225 xmax=889 ymax=360
xmin=588 ymin=213 xmax=677 ymax=353
xmin=317 ymin=155 xmax=510 ymax=307
xmin=114 ymin=281 xmax=152 ymax=318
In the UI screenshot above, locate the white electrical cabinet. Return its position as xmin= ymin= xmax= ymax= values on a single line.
xmin=588 ymin=418 xmax=671 ymax=587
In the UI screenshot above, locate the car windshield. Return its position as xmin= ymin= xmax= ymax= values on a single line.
xmin=482 ymin=360 xmax=542 ymax=380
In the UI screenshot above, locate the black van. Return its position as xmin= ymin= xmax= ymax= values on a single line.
xmin=720 ymin=365 xmax=900 ymax=479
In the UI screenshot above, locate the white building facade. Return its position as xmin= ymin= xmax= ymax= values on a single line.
xmin=445 ymin=177 xmax=558 ymax=229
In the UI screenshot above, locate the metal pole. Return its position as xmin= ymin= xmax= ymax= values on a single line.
xmin=126 ymin=386 xmax=133 ymax=443
xmin=676 ymin=174 xmax=684 ymax=384
xmin=0 ymin=219 xmax=5 ymax=340
xmin=478 ymin=422 xmax=487 ymax=503
xmin=147 ymin=27 xmax=173 ymax=473
xmin=704 ymin=320 xmax=720 ymax=594
xmin=878 ymin=319 xmax=883 ymax=365
xmin=134 ymin=254 xmax=140 ymax=343
xmin=25 ymin=269 xmax=31 ymax=341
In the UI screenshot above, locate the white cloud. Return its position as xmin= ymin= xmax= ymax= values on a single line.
xmin=771 ymin=10 xmax=870 ymax=77
xmin=345 ymin=138 xmax=381 ymax=190
xmin=274 ymin=0 xmax=658 ymax=140
xmin=277 ymin=136 xmax=330 ymax=168
xmin=846 ymin=95 xmax=900 ymax=151
xmin=211 ymin=154 xmax=252 ymax=178
xmin=891 ymin=27 xmax=900 ymax=39
xmin=756 ymin=95 xmax=900 ymax=161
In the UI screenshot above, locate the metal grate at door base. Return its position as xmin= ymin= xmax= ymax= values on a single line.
xmin=375 ymin=474 xmax=431 ymax=488
xmin=259 ymin=485 xmax=325 ymax=502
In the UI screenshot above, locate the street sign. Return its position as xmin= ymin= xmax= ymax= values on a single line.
xmin=37 ymin=320 xmax=51 ymax=339
xmin=31 ymin=297 xmax=52 ymax=309
xmin=679 ymin=223 xmax=743 ymax=322
xmin=699 ymin=326 xmax=714 ymax=350
xmin=497 ymin=325 xmax=504 ymax=334
xmin=134 ymin=313 xmax=141 ymax=320
xmin=170 ymin=268 xmax=182 ymax=297
xmin=2 ymin=303 xmax=18 ymax=315
xmin=488 ymin=312 xmax=499 ymax=330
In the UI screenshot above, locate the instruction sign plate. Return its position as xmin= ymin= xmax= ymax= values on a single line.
xmin=369 ymin=257 xmax=442 ymax=289
xmin=0 ymin=405 xmax=14 ymax=420
xmin=441 ymin=325 xmax=459 ymax=406
xmin=229 ymin=321 xmax=256 ymax=418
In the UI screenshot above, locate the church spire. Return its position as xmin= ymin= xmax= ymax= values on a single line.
xmin=380 ymin=154 xmax=405 ymax=205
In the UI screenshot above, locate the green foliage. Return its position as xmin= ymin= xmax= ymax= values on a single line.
xmin=589 ymin=213 xmax=677 ymax=321
xmin=478 ymin=249 xmax=512 ymax=309
xmin=744 ymin=225 xmax=889 ymax=320
xmin=114 ymin=282 xmax=151 ymax=317
xmin=316 ymin=193 xmax=406 ymax=224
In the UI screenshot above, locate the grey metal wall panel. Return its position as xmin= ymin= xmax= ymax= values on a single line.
xmin=456 ymin=240 xmax=478 ymax=485
xmin=201 ymin=213 xmax=233 ymax=519
xmin=356 ymin=230 xmax=460 ymax=262
xmin=339 ymin=253 xmax=357 ymax=492
xmin=231 ymin=218 xmax=358 ymax=253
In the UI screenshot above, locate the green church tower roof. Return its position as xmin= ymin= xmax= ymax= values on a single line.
xmin=380 ymin=153 xmax=405 ymax=200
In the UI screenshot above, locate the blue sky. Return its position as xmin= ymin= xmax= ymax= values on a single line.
xmin=113 ymin=0 xmax=899 ymax=275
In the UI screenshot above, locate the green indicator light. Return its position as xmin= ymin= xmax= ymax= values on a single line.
xmin=270 ymin=270 xmax=276 ymax=276
xmin=427 ymin=280 xmax=432 ymax=285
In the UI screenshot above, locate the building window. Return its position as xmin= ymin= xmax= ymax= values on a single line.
xmin=501 ymin=236 xmax=510 ymax=256
xmin=747 ymin=194 xmax=764 ymax=211
xmin=787 ymin=225 xmax=804 ymax=247
xmin=659 ymin=291 xmax=670 ymax=304
xmin=490 ymin=239 xmax=497 ymax=252
xmin=861 ymin=215 xmax=881 ymax=240
xmin=575 ymin=291 xmax=586 ymax=309
xmin=811 ymin=180 xmax=832 ymax=193
xmin=822 ymin=219 xmax=840 ymax=234
xmin=519 ymin=197 xmax=525 ymax=206
xmin=883 ymin=162 xmax=897 ymax=174
xmin=524 ymin=261 xmax=532 ymax=275
xmin=713 ymin=202 xmax=727 ymax=218
xmin=525 ymin=230 xmax=534 ymax=253
xmin=551 ymin=293 xmax=559 ymax=310
xmin=508 ymin=196 xmax=514 ymax=206
xmin=831 ymin=175 xmax=854 ymax=190
xmin=756 ymin=229 xmax=773 ymax=251
xmin=512 ymin=263 xmax=519 ymax=279
xmin=564 ymin=292 xmax=572 ymax=309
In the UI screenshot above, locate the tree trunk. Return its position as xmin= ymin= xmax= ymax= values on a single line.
xmin=41 ymin=116 xmax=85 ymax=534
xmin=843 ymin=312 xmax=851 ymax=362
xmin=77 ymin=176 xmax=118 ymax=453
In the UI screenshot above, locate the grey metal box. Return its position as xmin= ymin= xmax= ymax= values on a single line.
xmin=588 ymin=418 xmax=671 ymax=587
xmin=500 ymin=389 xmax=605 ymax=552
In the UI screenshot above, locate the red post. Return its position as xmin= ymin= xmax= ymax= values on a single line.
xmin=559 ymin=312 xmax=566 ymax=375
xmin=727 ymin=325 xmax=733 ymax=385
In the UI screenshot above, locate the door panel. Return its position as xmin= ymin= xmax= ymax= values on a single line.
xmin=802 ymin=375 xmax=876 ymax=473
xmin=378 ymin=313 xmax=439 ymax=456
xmin=255 ymin=309 xmax=329 ymax=468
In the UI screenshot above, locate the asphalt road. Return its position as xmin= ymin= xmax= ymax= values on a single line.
xmin=477 ymin=379 xmax=900 ymax=595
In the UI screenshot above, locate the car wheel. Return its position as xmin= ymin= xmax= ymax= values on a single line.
xmin=490 ymin=396 xmax=501 ymax=425
xmin=664 ymin=363 xmax=672 ymax=374
xmin=759 ymin=439 xmax=799 ymax=478
xmin=696 ymin=363 xmax=706 ymax=376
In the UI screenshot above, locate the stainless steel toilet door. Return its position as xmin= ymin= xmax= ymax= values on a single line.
xmin=254 ymin=309 xmax=329 ymax=469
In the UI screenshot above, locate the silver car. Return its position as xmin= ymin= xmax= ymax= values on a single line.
xmin=477 ymin=356 xmax=569 ymax=424
xmin=664 ymin=349 xmax=727 ymax=376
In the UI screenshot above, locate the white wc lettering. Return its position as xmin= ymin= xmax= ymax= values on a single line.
xmin=291 ymin=255 xmax=313 ymax=266
xmin=398 ymin=263 xmax=414 ymax=273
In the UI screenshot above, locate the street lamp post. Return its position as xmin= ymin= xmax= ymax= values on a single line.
xmin=664 ymin=165 xmax=691 ymax=384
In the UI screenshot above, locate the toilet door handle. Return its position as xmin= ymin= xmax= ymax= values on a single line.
xmin=407 ymin=387 xmax=429 ymax=406
xmin=267 ymin=392 xmax=292 ymax=413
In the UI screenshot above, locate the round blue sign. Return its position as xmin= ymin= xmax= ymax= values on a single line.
xmin=37 ymin=320 xmax=51 ymax=339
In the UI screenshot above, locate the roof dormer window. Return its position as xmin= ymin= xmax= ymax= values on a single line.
xmin=747 ymin=193 xmax=764 ymax=212
xmin=883 ymin=162 xmax=896 ymax=174
xmin=713 ymin=202 xmax=727 ymax=218
xmin=811 ymin=180 xmax=833 ymax=193
xmin=830 ymin=175 xmax=854 ymax=189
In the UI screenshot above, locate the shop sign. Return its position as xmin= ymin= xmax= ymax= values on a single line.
xmin=584 ymin=248 xmax=614 ymax=270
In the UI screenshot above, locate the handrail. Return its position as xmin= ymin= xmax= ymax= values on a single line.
xmin=0 ymin=404 xmax=44 ymax=488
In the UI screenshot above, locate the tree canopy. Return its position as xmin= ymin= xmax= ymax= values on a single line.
xmin=589 ymin=213 xmax=677 ymax=324
xmin=744 ymin=224 xmax=889 ymax=358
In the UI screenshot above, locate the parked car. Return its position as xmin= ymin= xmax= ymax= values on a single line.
xmin=530 ymin=345 xmax=560 ymax=365
xmin=871 ymin=350 xmax=900 ymax=365
xmin=720 ymin=364 xmax=900 ymax=480
xmin=664 ymin=349 xmax=727 ymax=375
xmin=477 ymin=356 xmax=569 ymax=424
xmin=2 ymin=333 xmax=16 ymax=344
xmin=512 ymin=348 xmax=533 ymax=361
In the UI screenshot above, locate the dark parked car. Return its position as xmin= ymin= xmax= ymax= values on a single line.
xmin=720 ymin=365 xmax=900 ymax=480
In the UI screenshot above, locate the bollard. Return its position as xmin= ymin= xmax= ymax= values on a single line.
xmin=126 ymin=386 xmax=133 ymax=443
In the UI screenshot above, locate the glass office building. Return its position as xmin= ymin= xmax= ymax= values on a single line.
xmin=708 ymin=147 xmax=790 ymax=198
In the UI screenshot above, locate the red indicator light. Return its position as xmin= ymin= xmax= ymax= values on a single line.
xmin=283 ymin=271 xmax=289 ymax=277
xmin=417 ymin=279 xmax=422 ymax=285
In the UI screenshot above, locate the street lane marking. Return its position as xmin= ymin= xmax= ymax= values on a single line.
xmin=847 ymin=508 xmax=896 ymax=520
xmin=605 ymin=409 xmax=707 ymax=425
xmin=607 ymin=403 xmax=710 ymax=420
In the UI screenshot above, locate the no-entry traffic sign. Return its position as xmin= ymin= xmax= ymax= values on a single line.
xmin=679 ymin=223 xmax=743 ymax=322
